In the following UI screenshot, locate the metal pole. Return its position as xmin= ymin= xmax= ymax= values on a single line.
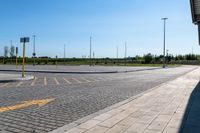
xmin=162 ymin=18 xmax=168 ymax=68
xmin=117 ymin=46 xmax=118 ymax=65
xmin=125 ymin=42 xmax=127 ymax=66
xmin=166 ymin=50 xmax=169 ymax=67
xmin=33 ymin=35 xmax=36 ymax=66
xmin=90 ymin=36 xmax=92 ymax=66
xmin=64 ymin=44 xmax=66 ymax=65
xmin=22 ymin=42 xmax=25 ymax=78
xmin=16 ymin=48 xmax=18 ymax=69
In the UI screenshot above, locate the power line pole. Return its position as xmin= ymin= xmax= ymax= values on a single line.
xmin=90 ymin=36 xmax=92 ymax=66
xmin=161 ymin=18 xmax=168 ymax=68
xmin=32 ymin=35 xmax=36 ymax=66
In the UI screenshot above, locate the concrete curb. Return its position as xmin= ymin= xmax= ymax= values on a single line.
xmin=0 ymin=67 xmax=162 ymax=74
xmin=0 ymin=75 xmax=34 ymax=83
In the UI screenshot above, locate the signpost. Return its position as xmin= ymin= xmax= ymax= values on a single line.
xmin=190 ymin=0 xmax=200 ymax=44
xmin=16 ymin=47 xmax=18 ymax=69
xmin=20 ymin=37 xmax=29 ymax=78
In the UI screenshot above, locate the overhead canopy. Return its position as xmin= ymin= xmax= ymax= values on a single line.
xmin=191 ymin=0 xmax=200 ymax=24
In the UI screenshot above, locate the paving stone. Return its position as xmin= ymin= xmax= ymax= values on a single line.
xmin=77 ymin=119 xmax=101 ymax=130
xmin=93 ymin=113 xmax=112 ymax=121
xmin=105 ymin=125 xmax=128 ymax=133
xmin=147 ymin=121 xmax=168 ymax=131
xmin=98 ymin=112 xmax=129 ymax=128
xmin=124 ymin=122 xmax=149 ymax=133
xmin=64 ymin=127 xmax=86 ymax=133
xmin=85 ymin=125 xmax=108 ymax=133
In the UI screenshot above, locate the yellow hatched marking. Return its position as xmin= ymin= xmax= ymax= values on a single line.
xmin=16 ymin=82 xmax=23 ymax=87
xmin=31 ymin=77 xmax=37 ymax=86
xmin=91 ymin=78 xmax=99 ymax=82
xmin=81 ymin=78 xmax=91 ymax=82
xmin=44 ymin=77 xmax=47 ymax=86
xmin=54 ymin=78 xmax=60 ymax=85
xmin=97 ymin=77 xmax=107 ymax=81
xmin=72 ymin=78 xmax=82 ymax=83
xmin=0 ymin=98 xmax=54 ymax=113
xmin=0 ymin=83 xmax=9 ymax=88
xmin=63 ymin=78 xmax=71 ymax=84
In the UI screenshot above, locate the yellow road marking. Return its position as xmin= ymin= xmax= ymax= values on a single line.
xmin=44 ymin=77 xmax=47 ymax=86
xmin=72 ymin=78 xmax=82 ymax=83
xmin=0 ymin=98 xmax=54 ymax=113
xmin=90 ymin=78 xmax=99 ymax=82
xmin=63 ymin=78 xmax=71 ymax=84
xmin=0 ymin=83 xmax=9 ymax=88
xmin=54 ymin=78 xmax=60 ymax=85
xmin=16 ymin=82 xmax=23 ymax=87
xmin=31 ymin=77 xmax=37 ymax=86
xmin=97 ymin=77 xmax=106 ymax=81
xmin=81 ymin=78 xmax=91 ymax=82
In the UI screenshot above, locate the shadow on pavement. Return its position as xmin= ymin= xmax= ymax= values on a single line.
xmin=179 ymin=81 xmax=200 ymax=133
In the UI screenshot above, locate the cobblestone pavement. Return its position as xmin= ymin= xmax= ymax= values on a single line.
xmin=0 ymin=66 xmax=196 ymax=133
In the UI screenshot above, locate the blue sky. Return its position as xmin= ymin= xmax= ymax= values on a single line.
xmin=0 ymin=0 xmax=198 ymax=58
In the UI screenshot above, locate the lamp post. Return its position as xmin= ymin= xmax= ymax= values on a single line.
xmin=90 ymin=36 xmax=92 ymax=66
xmin=32 ymin=35 xmax=36 ymax=66
xmin=161 ymin=18 xmax=168 ymax=68
xmin=125 ymin=42 xmax=127 ymax=66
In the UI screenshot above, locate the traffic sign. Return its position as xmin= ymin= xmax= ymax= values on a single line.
xmin=20 ymin=37 xmax=30 ymax=43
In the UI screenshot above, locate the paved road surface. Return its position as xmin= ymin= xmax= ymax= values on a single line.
xmin=0 ymin=66 xmax=196 ymax=133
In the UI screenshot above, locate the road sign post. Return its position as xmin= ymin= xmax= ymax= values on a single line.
xmin=20 ymin=37 xmax=29 ymax=78
xmin=16 ymin=47 xmax=18 ymax=69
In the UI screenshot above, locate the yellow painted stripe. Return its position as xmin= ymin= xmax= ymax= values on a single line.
xmin=54 ymin=78 xmax=60 ymax=85
xmin=81 ymin=78 xmax=91 ymax=82
xmin=72 ymin=78 xmax=82 ymax=83
xmin=0 ymin=83 xmax=9 ymax=88
xmin=44 ymin=77 xmax=47 ymax=86
xmin=63 ymin=78 xmax=71 ymax=84
xmin=31 ymin=77 xmax=37 ymax=86
xmin=16 ymin=82 xmax=23 ymax=87
xmin=0 ymin=98 xmax=54 ymax=113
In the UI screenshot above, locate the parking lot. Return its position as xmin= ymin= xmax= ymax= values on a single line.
xmin=0 ymin=66 xmax=197 ymax=133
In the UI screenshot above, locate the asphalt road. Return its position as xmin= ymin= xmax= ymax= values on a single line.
xmin=0 ymin=66 xmax=197 ymax=133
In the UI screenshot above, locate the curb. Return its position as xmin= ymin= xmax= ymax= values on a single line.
xmin=0 ymin=67 xmax=162 ymax=74
xmin=0 ymin=76 xmax=34 ymax=83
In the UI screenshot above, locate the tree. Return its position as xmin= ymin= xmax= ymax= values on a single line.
xmin=143 ymin=53 xmax=153 ymax=64
xmin=4 ymin=46 xmax=9 ymax=57
xmin=10 ymin=45 xmax=15 ymax=57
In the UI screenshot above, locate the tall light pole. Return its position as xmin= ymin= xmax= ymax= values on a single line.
xmin=116 ymin=46 xmax=118 ymax=65
xmin=64 ymin=44 xmax=66 ymax=65
xmin=125 ymin=42 xmax=127 ymax=66
xmin=32 ymin=35 xmax=36 ymax=66
xmin=161 ymin=18 xmax=168 ymax=68
xmin=166 ymin=49 xmax=169 ymax=67
xmin=90 ymin=36 xmax=92 ymax=66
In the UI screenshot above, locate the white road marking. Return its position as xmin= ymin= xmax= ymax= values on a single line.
xmin=63 ymin=78 xmax=71 ymax=84
xmin=72 ymin=78 xmax=82 ymax=83
xmin=54 ymin=77 xmax=60 ymax=85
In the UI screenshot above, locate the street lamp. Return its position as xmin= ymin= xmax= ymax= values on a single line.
xmin=190 ymin=0 xmax=200 ymax=44
xmin=90 ymin=36 xmax=92 ymax=66
xmin=32 ymin=35 xmax=36 ymax=66
xmin=125 ymin=42 xmax=127 ymax=66
xmin=161 ymin=18 xmax=168 ymax=68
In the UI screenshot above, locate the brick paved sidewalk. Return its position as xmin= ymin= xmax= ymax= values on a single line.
xmin=52 ymin=67 xmax=200 ymax=133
